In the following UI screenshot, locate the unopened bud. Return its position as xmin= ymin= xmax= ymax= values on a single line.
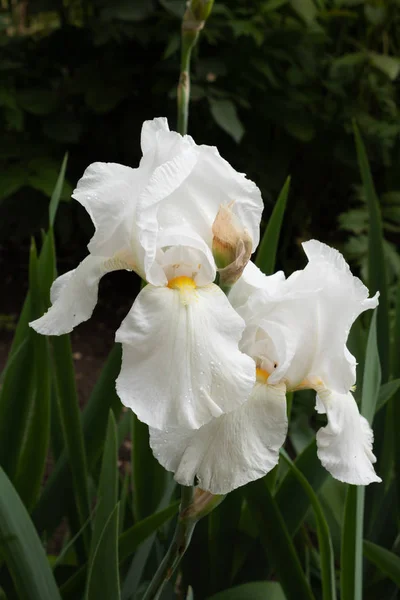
xmin=183 ymin=0 xmax=214 ymax=32
xmin=181 ymin=488 xmax=225 ymax=522
xmin=212 ymin=204 xmax=252 ymax=289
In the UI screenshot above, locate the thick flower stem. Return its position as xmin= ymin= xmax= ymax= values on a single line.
xmin=142 ymin=486 xmax=196 ymax=600
xmin=177 ymin=1 xmax=214 ymax=135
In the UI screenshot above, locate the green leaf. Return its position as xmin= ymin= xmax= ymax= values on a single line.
xmin=0 ymin=466 xmax=62 ymax=600
xmin=51 ymin=334 xmax=91 ymax=549
xmin=13 ymin=239 xmax=51 ymax=510
xmin=245 ymin=478 xmax=314 ymax=600
xmin=276 ymin=438 xmax=329 ymax=536
xmin=363 ymin=540 xmax=400 ymax=587
xmin=34 ymin=345 xmax=123 ymax=536
xmin=341 ymin=312 xmax=380 ymax=600
xmin=290 ymin=0 xmax=317 ymax=22
xmin=369 ymin=53 xmax=400 ymax=80
xmin=16 ymin=89 xmax=57 ymax=115
xmin=88 ymin=411 xmax=118 ymax=571
xmin=208 ymin=581 xmax=286 ymax=600
xmin=280 ymin=450 xmax=336 ymax=600
xmin=208 ymin=98 xmax=244 ymax=143
xmin=353 ymin=122 xmax=389 ymax=382
xmin=375 ymin=379 xmax=400 ymax=413
xmin=131 ymin=414 xmax=170 ymax=521
xmin=60 ymin=499 xmax=179 ymax=599
xmin=49 ymin=153 xmax=68 ymax=227
xmin=361 ymin=310 xmax=381 ymax=426
xmin=256 ymin=176 xmax=290 ymax=275
xmin=86 ymin=504 xmax=121 ymax=600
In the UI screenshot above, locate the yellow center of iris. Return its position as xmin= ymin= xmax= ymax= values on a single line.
xmin=256 ymin=367 xmax=270 ymax=383
xmin=167 ymin=276 xmax=197 ymax=290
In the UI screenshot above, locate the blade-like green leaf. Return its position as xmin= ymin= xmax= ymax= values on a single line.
xmin=353 ymin=122 xmax=389 ymax=382
xmin=34 ymin=344 xmax=123 ymax=536
xmin=280 ymin=449 xmax=336 ymax=600
xmin=88 ymin=411 xmax=118 ymax=570
xmin=13 ymin=239 xmax=51 ymax=510
xmin=51 ymin=334 xmax=91 ymax=548
xmin=392 ymin=280 xmax=400 ymax=525
xmin=208 ymin=581 xmax=286 ymax=600
xmin=363 ymin=540 xmax=400 ymax=587
xmin=49 ymin=153 xmax=68 ymax=227
xmin=86 ymin=504 xmax=121 ymax=600
xmin=131 ymin=413 xmax=169 ymax=521
xmin=245 ymin=478 xmax=314 ymax=600
xmin=0 ymin=466 xmax=62 ymax=600
xmin=341 ymin=311 xmax=381 ymax=600
xmin=375 ymin=379 xmax=400 ymax=414
xmin=60 ymin=499 xmax=179 ymax=599
xmin=276 ymin=438 xmax=328 ymax=536
xmin=255 ymin=176 xmax=291 ymax=275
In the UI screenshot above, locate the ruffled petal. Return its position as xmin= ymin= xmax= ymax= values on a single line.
xmin=29 ymin=252 xmax=134 ymax=335
xmin=140 ymin=117 xmax=169 ymax=155
xmin=315 ymin=387 xmax=381 ymax=485
xmin=299 ymin=240 xmax=379 ymax=393
xmin=72 ymin=162 xmax=144 ymax=262
xmin=115 ymin=282 xmax=255 ymax=431
xmin=229 ymin=262 xmax=285 ymax=318
xmin=136 ymin=146 xmax=199 ymax=286
xmin=150 ymin=382 xmax=287 ymax=494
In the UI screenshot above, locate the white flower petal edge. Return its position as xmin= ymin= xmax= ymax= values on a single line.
xmin=315 ymin=387 xmax=381 ymax=485
xmin=30 ymin=253 xmax=134 ymax=335
xmin=149 ymin=382 xmax=287 ymax=494
xmin=116 ymin=282 xmax=255 ymax=431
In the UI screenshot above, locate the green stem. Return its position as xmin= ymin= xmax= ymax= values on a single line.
xmin=177 ymin=29 xmax=199 ymax=135
xmin=142 ymin=486 xmax=196 ymax=600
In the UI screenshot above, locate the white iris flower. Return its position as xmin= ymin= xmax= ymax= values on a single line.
xmin=30 ymin=117 xmax=263 ymax=432
xmin=150 ymin=241 xmax=381 ymax=493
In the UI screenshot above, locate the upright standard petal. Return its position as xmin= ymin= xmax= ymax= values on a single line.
xmin=29 ymin=252 xmax=135 ymax=335
xmin=149 ymin=382 xmax=287 ymax=494
xmin=72 ymin=162 xmax=145 ymax=260
xmin=115 ymin=282 xmax=255 ymax=431
xmin=315 ymin=387 xmax=381 ymax=485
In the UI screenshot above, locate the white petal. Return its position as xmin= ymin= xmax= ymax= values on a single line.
xmin=300 ymin=240 xmax=379 ymax=393
xmin=29 ymin=253 xmax=132 ymax=335
xmin=315 ymin=387 xmax=381 ymax=485
xmin=72 ymin=162 xmax=144 ymax=262
xmin=150 ymin=382 xmax=287 ymax=494
xmin=115 ymin=283 xmax=255 ymax=430
xmin=137 ymin=147 xmax=199 ymax=286
xmin=140 ymin=117 xmax=169 ymax=155
xmin=229 ymin=261 xmax=285 ymax=316
xmin=149 ymin=226 xmax=216 ymax=287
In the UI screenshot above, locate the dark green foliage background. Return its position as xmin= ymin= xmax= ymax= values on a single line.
xmin=1 ymin=0 xmax=400 ymax=271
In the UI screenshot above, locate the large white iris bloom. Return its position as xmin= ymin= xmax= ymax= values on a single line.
xmin=30 ymin=117 xmax=263 ymax=431
xmin=150 ymin=241 xmax=381 ymax=493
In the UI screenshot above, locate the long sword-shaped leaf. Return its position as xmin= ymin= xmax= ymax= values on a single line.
xmin=245 ymin=478 xmax=315 ymax=600
xmin=0 ymin=467 xmax=62 ymax=600
xmin=13 ymin=240 xmax=51 ymax=510
xmin=341 ymin=312 xmax=381 ymax=600
xmin=280 ymin=449 xmax=336 ymax=600
xmin=86 ymin=504 xmax=121 ymax=600
xmin=34 ymin=344 xmax=122 ymax=536
xmin=363 ymin=540 xmax=400 ymax=587
xmin=255 ymin=176 xmax=290 ymax=275
xmin=353 ymin=123 xmax=389 ymax=382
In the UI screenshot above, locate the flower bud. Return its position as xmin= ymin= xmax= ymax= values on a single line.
xmin=212 ymin=203 xmax=253 ymax=289
xmin=180 ymin=488 xmax=225 ymax=522
xmin=183 ymin=0 xmax=214 ymax=32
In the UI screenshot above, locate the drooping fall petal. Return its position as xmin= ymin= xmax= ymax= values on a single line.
xmin=150 ymin=382 xmax=287 ymax=494
xmin=115 ymin=281 xmax=255 ymax=431
xmin=315 ymin=387 xmax=381 ymax=485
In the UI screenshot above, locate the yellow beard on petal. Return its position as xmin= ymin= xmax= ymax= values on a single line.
xmin=167 ymin=276 xmax=197 ymax=305
xmin=256 ymin=367 xmax=270 ymax=384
